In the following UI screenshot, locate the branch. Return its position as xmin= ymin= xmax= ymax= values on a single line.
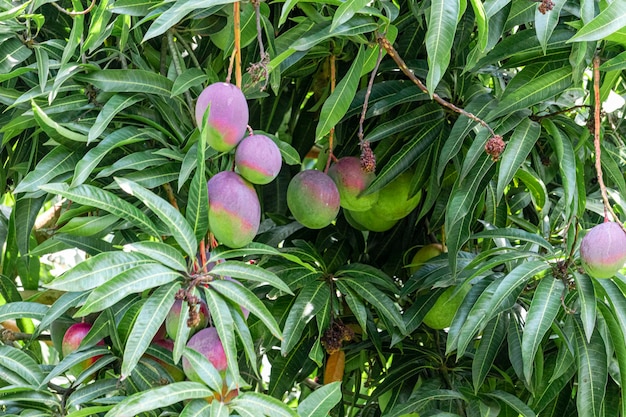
xmin=376 ymin=34 xmax=495 ymax=137
xmin=51 ymin=0 xmax=96 ymax=16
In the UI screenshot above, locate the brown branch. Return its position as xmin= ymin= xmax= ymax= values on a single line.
xmin=376 ymin=34 xmax=495 ymax=137
xmin=592 ymin=55 xmax=620 ymax=224
xmin=51 ymin=0 xmax=96 ymax=16
xmin=162 ymin=183 xmax=180 ymax=210
xmin=533 ymin=105 xmax=591 ymax=121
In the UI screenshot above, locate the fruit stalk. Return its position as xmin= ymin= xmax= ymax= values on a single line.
xmin=376 ymin=34 xmax=495 ymax=138
xmin=592 ymin=54 xmax=619 ymax=224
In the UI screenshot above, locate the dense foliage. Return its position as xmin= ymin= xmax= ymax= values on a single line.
xmin=2 ymin=0 xmax=626 ymax=416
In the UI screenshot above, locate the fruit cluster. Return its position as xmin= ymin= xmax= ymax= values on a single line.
xmin=287 ymin=156 xmax=422 ymax=231
xmin=196 ymin=82 xmax=282 ymax=249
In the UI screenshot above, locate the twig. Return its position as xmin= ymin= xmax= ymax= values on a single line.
xmin=173 ymin=29 xmax=202 ymax=70
xmin=533 ymin=104 xmax=591 ymax=121
xmin=358 ymin=45 xmax=383 ymax=144
xmin=234 ymin=2 xmax=242 ymax=88
xmin=51 ymin=0 xmax=96 ymax=16
xmin=592 ymin=55 xmax=620 ymax=224
xmin=376 ymin=34 xmax=495 ymax=137
xmin=162 ymin=183 xmax=180 ymax=210
xmin=324 ymin=54 xmax=337 ymax=174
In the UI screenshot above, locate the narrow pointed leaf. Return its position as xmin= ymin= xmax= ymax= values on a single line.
xmin=39 ymin=183 xmax=160 ymax=237
xmin=231 ymin=392 xmax=298 ymax=417
xmin=116 ymin=177 xmax=197 ymax=258
xmin=14 ymin=148 xmax=81 ymax=194
xmin=574 ymin=320 xmax=607 ymax=417
xmin=298 ymin=381 xmax=342 ymax=417
xmin=202 ymin=287 xmax=239 ymax=382
xmin=573 ymin=272 xmax=596 ymax=342
xmin=123 ymin=241 xmax=187 ymax=272
xmin=472 ymin=314 xmax=506 ymax=393
xmin=77 ymin=69 xmax=173 ymax=96
xmin=521 ymin=277 xmax=564 ymax=385
xmin=182 ymin=348 xmax=223 ymax=393
xmin=88 ymin=94 xmax=143 ymax=142
xmin=426 ymin=0 xmax=459 ymax=94
xmin=210 ymin=261 xmax=293 ymax=294
xmin=343 ymin=278 xmax=407 ymax=334
xmin=0 ymin=346 xmax=44 ymax=386
xmin=0 ymin=301 xmax=49 ymax=322
xmin=282 ymin=281 xmax=330 ymax=355
xmin=121 ymin=282 xmax=180 ymax=379
xmin=569 ymin=1 xmax=626 ymax=42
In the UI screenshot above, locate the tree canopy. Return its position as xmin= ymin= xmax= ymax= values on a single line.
xmin=2 ymin=0 xmax=626 ymax=416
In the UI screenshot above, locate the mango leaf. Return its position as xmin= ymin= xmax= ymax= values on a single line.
xmin=123 ymin=241 xmax=188 ymax=273
xmin=0 ymin=37 xmax=32 ymax=73
xmin=104 ymin=382 xmax=216 ymax=417
xmin=210 ymin=260 xmax=293 ymax=294
xmin=38 ymin=183 xmax=160 ymax=237
xmin=496 ymin=117 xmax=540 ymax=201
xmin=472 ymin=314 xmax=506 ymax=393
xmin=202 ymin=287 xmax=239 ymax=383
xmin=384 ymin=389 xmax=466 ymax=417
xmin=600 ymin=50 xmax=626 ymax=72
xmin=171 ymin=68 xmax=208 ymax=97
xmin=534 ymin=0 xmax=565 ymax=54
xmin=77 ymin=70 xmax=173 ymax=96
xmin=0 ymin=301 xmax=49 ymax=322
xmin=574 ymin=319 xmax=607 ymax=417
xmin=121 ymin=281 xmax=180 ymax=379
xmin=231 ymin=392 xmax=298 ymax=417
xmin=292 ymin=17 xmax=377 ymax=51
xmin=297 ymin=381 xmax=342 ymax=417
xmin=209 ymin=279 xmax=281 ymax=339
xmin=315 ymin=45 xmax=365 ymax=141
xmin=45 ymin=251 xmax=154 ymax=292
xmin=180 ymin=399 xmax=212 ymax=417
xmin=470 ymin=228 xmax=553 ymax=252
xmin=521 ymin=277 xmax=564 ymax=385
xmin=88 ymin=94 xmax=143 ymax=143
xmin=40 ymin=347 xmax=112 ymax=388
xmin=0 ymin=346 xmax=45 ymax=387
xmin=597 ymin=302 xmax=626 ymax=417
xmin=485 ymin=390 xmax=536 ymax=417
xmin=14 ymin=148 xmax=81 ymax=194
xmin=74 ymin=126 xmax=151 ymax=186
xmin=543 ymin=119 xmax=576 ymax=215
xmin=569 ymin=1 xmax=626 ymax=42
xmin=426 ymin=0 xmax=459 ymax=95
xmin=282 ymin=281 xmax=330 ymax=355
xmin=116 ymin=177 xmax=197 ymax=259
xmin=364 ymin=102 xmax=443 ymax=143
xmin=487 ymin=65 xmax=572 ymax=120
xmin=573 ymin=272 xmax=596 ymax=342
xmin=331 ymin=0 xmax=370 ymax=31
xmin=76 ymin=264 xmax=181 ymax=316
xmin=185 ymin=141 xmax=209 ymax=243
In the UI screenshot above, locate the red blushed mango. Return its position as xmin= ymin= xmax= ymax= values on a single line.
xmin=165 ymin=299 xmax=210 ymax=340
xmin=183 ymin=327 xmax=228 ymax=383
xmin=580 ymin=221 xmax=626 ymax=279
xmin=235 ymin=134 xmax=282 ymax=185
xmin=208 ymin=171 xmax=261 ymax=248
xmin=328 ymin=157 xmax=379 ymax=212
xmin=62 ymin=322 xmax=105 ymax=376
xmin=287 ymin=170 xmax=340 ymax=229
xmin=195 ymin=83 xmax=249 ymax=152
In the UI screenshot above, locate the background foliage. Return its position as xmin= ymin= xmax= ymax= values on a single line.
xmin=2 ymin=0 xmax=626 ymax=416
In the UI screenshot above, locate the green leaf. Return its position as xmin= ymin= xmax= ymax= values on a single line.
xmin=470 ymin=228 xmax=553 ymax=252
xmin=455 ymin=261 xmax=549 ymax=356
xmin=104 ymin=382 xmax=216 ymax=417
xmin=14 ymin=148 xmax=81 ymax=195
xmin=496 ymin=117 xmax=540 ymax=201
xmin=182 ymin=348 xmax=223 ymax=393
xmin=76 ymin=264 xmax=181 ymax=316
xmin=426 ymin=0 xmax=460 ymax=94
xmin=521 ymin=277 xmax=564 ymax=385
xmin=384 ymin=389 xmax=466 ymax=417
xmin=88 ymin=94 xmax=143 ymax=143
xmin=0 ymin=301 xmax=49 ymax=322
xmin=485 ymin=390 xmax=536 ymax=417
xmin=543 ymin=119 xmax=577 ymax=215
xmin=297 ymin=381 xmax=342 ymax=417
xmin=0 ymin=346 xmax=45 ymax=387
xmin=180 ymin=399 xmax=212 ymax=417
xmin=143 ymin=0 xmax=238 ymax=41
xmin=39 ymin=183 xmax=160 ymax=237
xmin=210 ymin=261 xmax=293 ymax=294
xmin=597 ymin=302 xmax=626 ymax=417
xmin=35 ymin=291 xmax=87 ymax=337
xmin=569 ymin=1 xmax=626 ymax=42
xmin=599 ymin=50 xmax=626 ymax=72
xmin=231 ymin=392 xmax=298 ymax=417
xmin=45 ymin=251 xmax=154 ymax=292
xmin=472 ymin=314 xmax=506 ymax=393
xmin=77 ymin=70 xmax=173 ymax=96
xmin=487 ymin=65 xmax=573 ymax=121
xmin=185 ymin=143 xmax=209 ymax=243
xmin=123 ymin=241 xmax=188 ymax=273
xmin=66 ymin=379 xmax=120 ymax=408
xmin=202 ymin=287 xmax=239 ymax=382
xmin=281 ymin=281 xmax=330 ymax=355
xmin=31 ymin=101 xmax=89 ymax=143
xmin=534 ymin=0 xmax=565 ymax=54
xmin=40 ymin=347 xmax=112 ymax=388
xmin=315 ymin=45 xmax=365 ymax=141
xmin=331 ymin=0 xmax=370 ymax=31
xmin=573 ymin=272 xmax=596 ymax=342
xmin=57 ymin=215 xmax=119 ymax=237
xmin=291 ymin=17 xmax=377 ymax=51
xmin=74 ymin=126 xmax=152 ymax=186
xmin=343 ymin=278 xmax=407 ymax=334
xmin=209 ymin=279 xmax=282 ymax=339
xmin=121 ymin=281 xmax=180 ymax=379
xmin=574 ymin=319 xmax=607 ymax=417
xmin=171 ymin=68 xmax=208 ymax=97
xmin=111 ymin=0 xmax=161 ymax=16
xmin=469 ymin=0 xmax=488 ymax=51
xmin=116 ymin=177 xmax=197 ymax=258
xmin=0 ymin=37 xmax=32 ymax=73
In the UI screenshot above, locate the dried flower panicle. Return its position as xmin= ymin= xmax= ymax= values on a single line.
xmin=485 ymin=135 xmax=505 ymax=161
xmin=321 ymin=321 xmax=354 ymax=354
xmin=538 ymin=0 xmax=554 ymax=14
xmin=360 ymin=141 xmax=376 ymax=173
